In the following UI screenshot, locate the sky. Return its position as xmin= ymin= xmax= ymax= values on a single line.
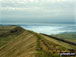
xmin=0 ymin=0 xmax=76 ymax=24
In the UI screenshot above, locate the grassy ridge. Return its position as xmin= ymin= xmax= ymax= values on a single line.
xmin=0 ymin=31 xmax=38 ymax=57
xmin=0 ymin=25 xmax=76 ymax=57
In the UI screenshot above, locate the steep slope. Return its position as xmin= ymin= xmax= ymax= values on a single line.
xmin=0 ymin=25 xmax=76 ymax=57
xmin=0 ymin=25 xmax=25 ymax=47
xmin=35 ymin=34 xmax=76 ymax=57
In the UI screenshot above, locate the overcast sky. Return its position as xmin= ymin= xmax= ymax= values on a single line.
xmin=0 ymin=0 xmax=76 ymax=24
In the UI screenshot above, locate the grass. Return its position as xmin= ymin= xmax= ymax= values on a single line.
xmin=52 ymin=32 xmax=76 ymax=43
xmin=0 ymin=25 xmax=76 ymax=57
xmin=0 ymin=36 xmax=15 ymax=47
xmin=35 ymin=50 xmax=49 ymax=57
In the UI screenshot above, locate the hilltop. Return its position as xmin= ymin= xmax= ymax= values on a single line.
xmin=0 ymin=25 xmax=25 ymax=37
xmin=0 ymin=25 xmax=76 ymax=57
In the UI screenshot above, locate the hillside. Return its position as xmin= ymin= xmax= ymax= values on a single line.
xmin=0 ymin=25 xmax=25 ymax=37
xmin=51 ymin=32 xmax=76 ymax=43
xmin=0 ymin=25 xmax=76 ymax=57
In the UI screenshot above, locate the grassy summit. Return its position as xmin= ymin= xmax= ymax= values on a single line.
xmin=0 ymin=25 xmax=76 ymax=57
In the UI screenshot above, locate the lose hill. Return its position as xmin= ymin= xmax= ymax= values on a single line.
xmin=0 ymin=25 xmax=76 ymax=57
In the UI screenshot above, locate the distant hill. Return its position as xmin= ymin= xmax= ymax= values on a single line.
xmin=51 ymin=32 xmax=76 ymax=43
xmin=0 ymin=25 xmax=76 ymax=57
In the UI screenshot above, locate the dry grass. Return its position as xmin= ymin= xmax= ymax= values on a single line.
xmin=0 ymin=25 xmax=76 ymax=57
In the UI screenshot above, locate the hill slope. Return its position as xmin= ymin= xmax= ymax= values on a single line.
xmin=0 ymin=25 xmax=76 ymax=57
xmin=51 ymin=32 xmax=76 ymax=43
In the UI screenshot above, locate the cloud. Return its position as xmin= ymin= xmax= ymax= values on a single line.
xmin=0 ymin=0 xmax=75 ymax=23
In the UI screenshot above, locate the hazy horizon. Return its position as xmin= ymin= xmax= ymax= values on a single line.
xmin=0 ymin=0 xmax=76 ymax=34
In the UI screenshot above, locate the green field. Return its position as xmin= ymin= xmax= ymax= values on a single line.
xmin=51 ymin=32 xmax=76 ymax=43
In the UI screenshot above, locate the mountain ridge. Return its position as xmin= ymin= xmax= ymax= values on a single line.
xmin=0 ymin=25 xmax=76 ymax=57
